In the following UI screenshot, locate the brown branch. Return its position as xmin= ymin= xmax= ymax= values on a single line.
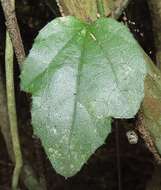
xmin=1 ymin=0 xmax=25 ymax=66
xmin=143 ymin=3 xmax=161 ymax=188
xmin=137 ymin=53 xmax=161 ymax=163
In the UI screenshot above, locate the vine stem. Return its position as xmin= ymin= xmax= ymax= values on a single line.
xmin=5 ymin=0 xmax=23 ymax=187
xmin=96 ymin=0 xmax=105 ymax=17
xmin=5 ymin=30 xmax=23 ymax=190
xmin=0 ymin=0 xmax=47 ymax=189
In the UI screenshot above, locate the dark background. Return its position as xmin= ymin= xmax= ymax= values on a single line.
xmin=0 ymin=0 xmax=156 ymax=189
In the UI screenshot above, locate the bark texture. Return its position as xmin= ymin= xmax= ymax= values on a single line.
xmin=1 ymin=0 xmax=25 ymax=66
xmin=138 ymin=53 xmax=161 ymax=163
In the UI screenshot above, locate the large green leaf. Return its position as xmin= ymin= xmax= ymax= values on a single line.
xmin=21 ymin=16 xmax=146 ymax=177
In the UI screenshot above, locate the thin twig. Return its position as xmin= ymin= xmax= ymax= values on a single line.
xmin=1 ymin=0 xmax=25 ymax=66
xmin=5 ymin=31 xmax=23 ymax=190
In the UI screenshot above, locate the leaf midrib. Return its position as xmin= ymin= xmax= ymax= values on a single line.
xmin=68 ymin=29 xmax=88 ymax=154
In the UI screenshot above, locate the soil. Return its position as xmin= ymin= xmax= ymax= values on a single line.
xmin=0 ymin=0 xmax=157 ymax=189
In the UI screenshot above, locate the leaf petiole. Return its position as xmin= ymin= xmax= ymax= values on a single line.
xmin=96 ymin=0 xmax=105 ymax=17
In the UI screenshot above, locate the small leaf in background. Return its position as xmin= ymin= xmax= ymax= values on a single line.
xmin=21 ymin=16 xmax=147 ymax=177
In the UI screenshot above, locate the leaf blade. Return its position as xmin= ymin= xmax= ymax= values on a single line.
xmin=21 ymin=16 xmax=146 ymax=177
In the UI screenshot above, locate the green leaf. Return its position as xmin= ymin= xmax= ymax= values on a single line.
xmin=21 ymin=16 xmax=146 ymax=177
